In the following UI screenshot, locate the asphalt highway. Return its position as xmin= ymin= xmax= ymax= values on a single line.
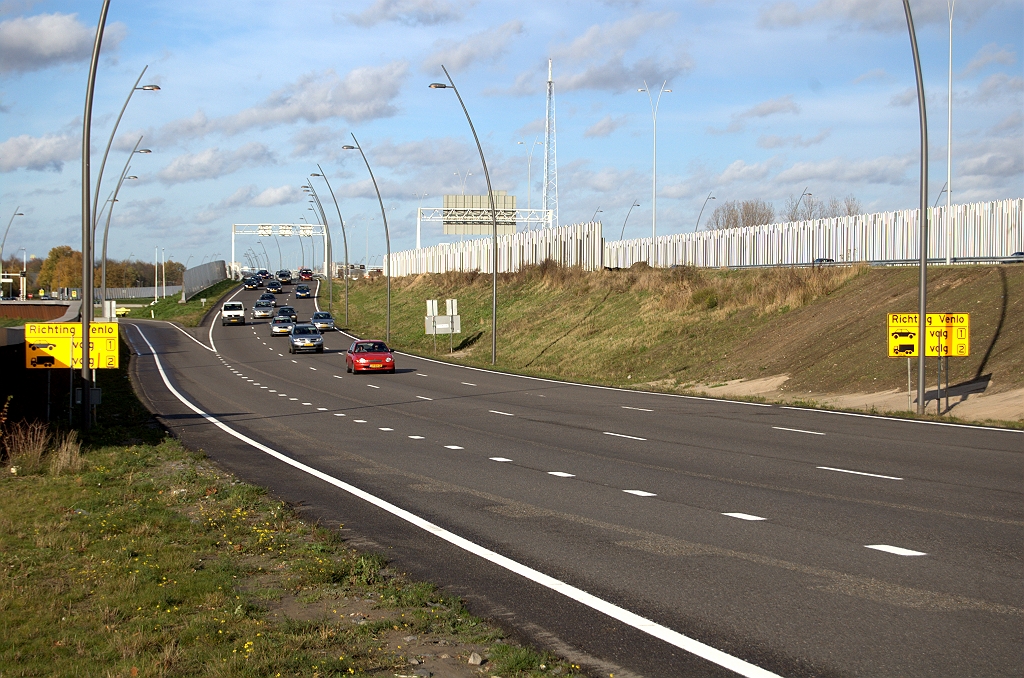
xmin=122 ymin=282 xmax=1023 ymax=678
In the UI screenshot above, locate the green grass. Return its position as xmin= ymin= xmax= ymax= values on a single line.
xmin=0 ymin=318 xmax=45 ymax=328
xmin=0 ymin=338 xmax=585 ymax=677
xmin=124 ymin=279 xmax=240 ymax=327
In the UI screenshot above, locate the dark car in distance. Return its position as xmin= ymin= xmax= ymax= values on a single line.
xmin=243 ymin=277 xmax=260 ymax=290
xmin=256 ymin=269 xmax=271 ymax=279
xmin=295 ymin=284 xmax=311 ymax=299
xmin=265 ymin=280 xmax=283 ymax=294
xmin=288 ymin=324 xmax=323 ymax=354
xmin=276 ymin=306 xmax=297 ymax=322
xmin=276 ymin=269 xmax=292 ymax=284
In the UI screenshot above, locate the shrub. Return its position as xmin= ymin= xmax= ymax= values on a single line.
xmin=4 ymin=420 xmax=51 ymax=475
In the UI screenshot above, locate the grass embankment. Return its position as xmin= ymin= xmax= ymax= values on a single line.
xmin=0 ymin=340 xmax=577 ymax=677
xmin=338 ymin=262 xmax=1022 ymax=400
xmin=124 ymin=279 xmax=240 ymax=327
xmin=0 ymin=318 xmax=45 ymax=328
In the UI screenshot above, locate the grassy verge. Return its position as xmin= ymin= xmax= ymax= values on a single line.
xmin=334 ymin=263 xmax=1022 ymax=423
xmin=0 ymin=341 xmax=581 ymax=677
xmin=124 ymin=279 xmax=240 ymax=327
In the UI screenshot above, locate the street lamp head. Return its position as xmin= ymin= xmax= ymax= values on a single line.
xmin=341 ymin=145 xmax=356 ymax=150
xmin=136 ymin=149 xmax=152 ymax=154
xmin=125 ymin=175 xmax=138 ymax=180
xmin=428 ymin=83 xmax=448 ymax=89
xmin=310 ymin=173 xmax=322 ymax=177
xmin=664 ymin=89 xmax=672 ymax=92
xmin=638 ymin=88 xmax=646 ymax=92
xmin=139 ymin=84 xmax=160 ymax=91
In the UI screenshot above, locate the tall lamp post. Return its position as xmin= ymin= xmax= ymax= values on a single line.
xmin=430 ymin=67 xmax=500 ymax=365
xmin=903 ymin=0 xmax=929 ymax=415
xmin=256 ymin=240 xmax=270 ymax=270
xmin=304 ymin=194 xmax=334 ymax=315
xmin=100 ymin=137 xmax=150 ymax=311
xmin=342 ymin=135 xmax=392 ymax=341
xmin=945 ymin=0 xmax=955 ymax=266
xmin=638 ymin=80 xmax=671 ymax=267
xmin=413 ymin=192 xmax=429 ymax=249
xmin=517 ymin=137 xmax=542 ymax=223
xmin=310 ymin=165 xmax=348 ymax=322
xmin=793 ymin=187 xmax=812 ymax=219
xmin=695 ymin=192 xmax=716 ymax=232
xmin=80 ymin=0 xmax=111 ymax=429
xmin=1 ymin=207 xmax=25 ymax=298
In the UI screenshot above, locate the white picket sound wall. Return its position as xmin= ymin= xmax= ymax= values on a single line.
xmin=388 ymin=222 xmax=604 ymax=276
xmin=605 ymin=198 xmax=1023 ymax=268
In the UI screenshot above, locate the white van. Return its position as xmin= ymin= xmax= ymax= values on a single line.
xmin=221 ymin=301 xmax=246 ymax=326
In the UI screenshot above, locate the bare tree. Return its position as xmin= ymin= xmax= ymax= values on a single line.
xmin=785 ymin=193 xmax=862 ymax=222
xmin=705 ymin=199 xmax=776 ymax=230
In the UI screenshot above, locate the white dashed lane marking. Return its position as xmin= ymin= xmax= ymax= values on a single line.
xmin=462 ymin=382 xmax=476 ymax=386
xmin=333 ymin=413 xmax=346 ymax=417
xmin=817 ymin=466 xmax=903 ymax=480
xmin=408 ymin=436 xmax=424 ymax=440
xmin=416 ymin=396 xmax=433 ymax=401
xmin=444 ymin=445 xmax=463 ymax=450
xmin=301 ymin=402 xmax=312 ymax=405
xmin=773 ymin=426 xmax=825 ymax=436
xmin=490 ymin=457 xmax=512 ymax=462
xmin=309 ymin=367 xmax=317 ymax=371
xmin=416 ymin=373 xmax=428 ymax=377
xmin=317 ymin=407 xmax=327 ymax=411
xmin=354 ymin=419 xmax=367 ymax=423
xmin=489 ymin=410 xmax=513 ymax=416
xmin=623 ymin=490 xmax=656 ymax=497
xmin=723 ymin=513 xmax=766 ymax=521
xmin=866 ymin=545 xmax=926 ymax=556
xmin=548 ymin=471 xmax=575 ymax=478
xmin=604 ymin=431 xmax=647 ymax=441
xmin=291 ymin=360 xmax=298 ymax=364
xmin=289 ymin=398 xmax=298 ymax=401
xmin=333 ymin=375 xmax=342 ymax=379
xmin=379 ymin=427 xmax=393 ymax=431
xmin=622 ymin=406 xmax=653 ymax=412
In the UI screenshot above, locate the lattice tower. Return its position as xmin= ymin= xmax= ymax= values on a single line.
xmin=541 ymin=58 xmax=559 ymax=229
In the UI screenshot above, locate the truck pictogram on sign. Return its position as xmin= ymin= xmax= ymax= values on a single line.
xmin=886 ymin=313 xmax=969 ymax=358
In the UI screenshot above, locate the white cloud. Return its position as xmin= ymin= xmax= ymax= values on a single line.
xmin=774 ymin=154 xmax=913 ymax=185
xmin=552 ymin=13 xmax=672 ymax=63
xmin=709 ymin=95 xmax=800 ymax=134
xmin=251 ymin=185 xmax=304 ymax=207
xmin=852 ymin=68 xmax=888 ymax=84
xmin=888 ymin=87 xmax=917 ymax=107
xmin=289 ymin=125 xmax=347 ymax=159
xmin=969 ymin=73 xmax=1024 ymax=104
xmin=959 ymin=43 xmax=1016 ymax=78
xmin=757 ymin=128 xmax=831 ymax=148
xmin=346 ymin=0 xmax=467 ymax=27
xmin=157 ymin=143 xmax=274 ymax=184
xmin=583 ymin=114 xmax=628 ymax=138
xmin=990 ymin=111 xmax=1022 ymax=135
xmin=758 ymin=0 xmax=1001 ymax=33
xmin=560 ymin=53 xmax=692 ymax=93
xmin=0 ymin=12 xmax=125 ymax=75
xmin=153 ymin=64 xmax=408 ymax=144
xmin=717 ymin=158 xmax=778 ymax=184
xmin=422 ymin=21 xmax=523 ymax=73
xmin=0 ymin=132 xmax=77 ymax=171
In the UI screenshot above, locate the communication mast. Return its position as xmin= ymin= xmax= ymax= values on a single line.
xmin=541 ymin=58 xmax=559 ymax=229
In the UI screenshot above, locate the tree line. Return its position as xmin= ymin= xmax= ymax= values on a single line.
xmin=29 ymin=246 xmax=186 ymax=292
xmin=703 ymin=193 xmax=864 ymax=231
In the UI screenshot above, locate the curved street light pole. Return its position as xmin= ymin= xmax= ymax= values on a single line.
xmin=620 ymin=201 xmax=639 ymax=241
xmin=303 ymin=192 xmax=334 ymax=315
xmin=695 ymin=192 xmax=716 ymax=232
xmin=794 ymin=187 xmax=812 ymax=218
xmin=342 ymin=134 xmax=392 ymax=342
xmin=101 ymin=136 xmax=149 ymax=310
xmin=1 ymin=207 xmax=25 ymax=296
xmin=256 ymin=240 xmax=270 ymax=270
xmin=81 ymin=0 xmax=111 ymax=429
xmin=272 ymin=235 xmax=282 ymax=270
xmin=430 ymin=65 xmax=500 ymax=365
xmin=311 ymin=165 xmax=348 ymax=322
xmin=903 ymin=0 xmax=929 ymax=415
xmin=91 ymin=65 xmax=159 ymax=239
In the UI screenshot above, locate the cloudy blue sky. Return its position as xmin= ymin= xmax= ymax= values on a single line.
xmin=1 ymin=0 xmax=1021 ymax=269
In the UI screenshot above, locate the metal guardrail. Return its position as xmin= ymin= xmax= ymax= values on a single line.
xmin=669 ymin=255 xmax=1024 ymax=271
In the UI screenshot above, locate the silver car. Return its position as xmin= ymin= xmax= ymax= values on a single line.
xmin=270 ymin=316 xmax=295 ymax=336
xmin=252 ymin=300 xmax=274 ymax=318
xmin=310 ymin=311 xmax=335 ymax=332
xmin=288 ymin=324 xmax=323 ymax=354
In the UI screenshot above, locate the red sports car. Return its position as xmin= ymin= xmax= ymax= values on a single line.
xmin=345 ymin=340 xmax=395 ymax=374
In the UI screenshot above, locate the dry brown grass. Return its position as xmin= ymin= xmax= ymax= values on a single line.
xmin=3 ymin=419 xmax=50 ymax=474
xmin=49 ymin=430 xmax=83 ymax=475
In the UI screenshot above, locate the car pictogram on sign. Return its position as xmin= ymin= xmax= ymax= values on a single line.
xmin=891 ymin=331 xmax=915 ymax=340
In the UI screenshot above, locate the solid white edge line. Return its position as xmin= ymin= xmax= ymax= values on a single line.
xmin=489 ymin=410 xmax=514 ymax=416
xmin=780 ymin=405 xmax=1022 ymax=434
xmin=162 ymin=321 xmax=215 ymax=352
xmin=816 ymin=466 xmax=903 ymax=481
xmin=622 ymin=406 xmax=653 ymax=412
xmin=865 ymin=545 xmax=927 ymax=556
xmin=772 ymin=426 xmax=825 ymax=436
xmin=129 ymin=323 xmax=782 ymax=678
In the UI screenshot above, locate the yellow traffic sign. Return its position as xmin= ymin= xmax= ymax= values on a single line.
xmin=24 ymin=322 xmax=120 ymax=369
xmin=887 ymin=313 xmax=969 ymax=357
